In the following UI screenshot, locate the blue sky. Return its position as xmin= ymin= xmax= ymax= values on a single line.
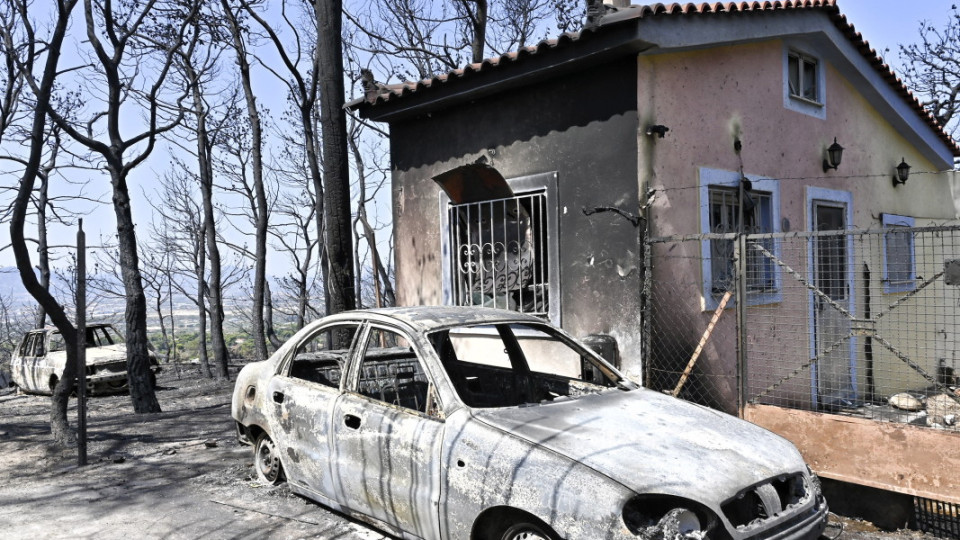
xmin=1 ymin=1 xmax=957 ymax=275
xmin=838 ymin=0 xmax=955 ymax=71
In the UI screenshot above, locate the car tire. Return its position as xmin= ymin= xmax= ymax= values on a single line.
xmin=254 ymin=433 xmax=284 ymax=486
xmin=497 ymin=521 xmax=556 ymax=540
xmin=149 ymin=371 xmax=157 ymax=390
xmin=48 ymin=375 xmax=58 ymax=394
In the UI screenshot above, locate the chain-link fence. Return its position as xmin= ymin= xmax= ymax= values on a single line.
xmin=645 ymin=225 xmax=960 ymax=432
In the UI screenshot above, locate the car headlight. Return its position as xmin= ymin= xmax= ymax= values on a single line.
xmin=622 ymin=496 xmax=715 ymax=539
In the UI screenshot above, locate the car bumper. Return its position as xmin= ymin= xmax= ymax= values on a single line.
xmin=743 ymin=498 xmax=829 ymax=540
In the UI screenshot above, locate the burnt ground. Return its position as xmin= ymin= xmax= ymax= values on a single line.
xmin=0 ymin=366 xmax=946 ymax=540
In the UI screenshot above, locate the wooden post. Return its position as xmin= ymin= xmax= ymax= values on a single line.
xmin=76 ymin=219 xmax=87 ymax=466
xmin=672 ymin=290 xmax=732 ymax=397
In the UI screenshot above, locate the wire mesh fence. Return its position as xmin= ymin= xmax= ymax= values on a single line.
xmin=644 ymin=225 xmax=960 ymax=432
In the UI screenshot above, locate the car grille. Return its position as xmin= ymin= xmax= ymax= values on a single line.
xmin=87 ymin=361 xmax=126 ymax=376
xmin=721 ymin=473 xmax=811 ymax=532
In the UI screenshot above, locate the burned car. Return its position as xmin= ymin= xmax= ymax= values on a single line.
xmin=11 ymin=324 xmax=159 ymax=394
xmin=232 ymin=307 xmax=827 ymax=540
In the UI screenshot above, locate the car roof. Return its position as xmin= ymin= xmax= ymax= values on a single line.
xmin=28 ymin=323 xmax=114 ymax=334
xmin=330 ymin=306 xmax=546 ymax=332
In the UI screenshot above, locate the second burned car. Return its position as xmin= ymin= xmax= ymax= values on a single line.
xmin=10 ymin=323 xmax=160 ymax=395
xmin=232 ymin=307 xmax=828 ymax=540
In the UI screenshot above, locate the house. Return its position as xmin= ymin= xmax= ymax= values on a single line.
xmin=351 ymin=0 xmax=960 ymax=509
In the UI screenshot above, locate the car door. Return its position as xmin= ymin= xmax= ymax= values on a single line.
xmin=11 ymin=334 xmax=33 ymax=391
xmin=330 ymin=324 xmax=445 ymax=540
xmin=265 ymin=322 xmax=360 ymax=500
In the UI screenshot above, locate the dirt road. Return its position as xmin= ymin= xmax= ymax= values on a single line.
xmin=0 ymin=367 xmax=943 ymax=539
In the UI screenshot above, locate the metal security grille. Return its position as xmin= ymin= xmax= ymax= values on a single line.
xmin=916 ymin=497 xmax=960 ymax=539
xmin=448 ymin=192 xmax=549 ymax=317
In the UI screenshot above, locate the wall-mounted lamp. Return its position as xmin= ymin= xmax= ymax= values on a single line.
xmin=892 ymin=157 xmax=911 ymax=187
xmin=646 ymin=124 xmax=669 ymax=138
xmin=822 ymin=137 xmax=844 ymax=172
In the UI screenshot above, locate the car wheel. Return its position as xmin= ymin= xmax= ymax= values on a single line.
xmin=149 ymin=371 xmax=157 ymax=390
xmin=48 ymin=375 xmax=58 ymax=394
xmin=254 ymin=433 xmax=284 ymax=485
xmin=498 ymin=522 xmax=554 ymax=540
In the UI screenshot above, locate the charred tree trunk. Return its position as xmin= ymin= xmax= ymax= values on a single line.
xmin=109 ymin=164 xmax=161 ymax=413
xmin=195 ymin=236 xmax=212 ymax=379
xmin=264 ymin=281 xmax=282 ymax=350
xmin=316 ymin=0 xmax=356 ymax=322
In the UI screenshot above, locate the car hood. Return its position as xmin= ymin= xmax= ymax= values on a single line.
xmin=470 ymin=389 xmax=806 ymax=502
xmin=85 ymin=344 xmax=127 ymax=365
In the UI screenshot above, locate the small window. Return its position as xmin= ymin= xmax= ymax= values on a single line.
xmin=49 ymin=334 xmax=65 ymax=353
xmin=699 ymin=168 xmax=781 ymax=309
xmin=288 ymin=323 xmax=359 ymax=388
xmin=881 ymin=213 xmax=916 ymax=293
xmin=788 ymin=51 xmax=820 ymax=103
xmin=440 ymin=171 xmax=560 ymax=324
xmin=447 ymin=192 xmax=549 ymax=316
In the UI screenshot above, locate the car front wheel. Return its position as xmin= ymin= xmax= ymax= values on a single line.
xmin=498 ymin=522 xmax=555 ymax=540
xmin=254 ymin=433 xmax=284 ymax=485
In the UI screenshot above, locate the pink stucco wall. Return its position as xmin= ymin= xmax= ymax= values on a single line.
xmin=640 ymin=39 xmax=957 ymax=411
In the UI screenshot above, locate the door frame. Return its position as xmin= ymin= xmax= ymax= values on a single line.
xmin=806 ymin=187 xmax=856 ymax=409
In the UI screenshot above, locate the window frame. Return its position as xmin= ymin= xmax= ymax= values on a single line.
xmin=783 ymin=46 xmax=826 ymax=119
xmin=699 ymin=167 xmax=782 ymax=310
xmin=348 ymin=323 xmax=444 ymax=419
xmin=881 ymin=213 xmax=916 ymax=294
xmin=439 ymin=171 xmax=561 ymax=325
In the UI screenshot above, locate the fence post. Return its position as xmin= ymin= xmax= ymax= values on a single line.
xmin=735 ymin=234 xmax=748 ymax=418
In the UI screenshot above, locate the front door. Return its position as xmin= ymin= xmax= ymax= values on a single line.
xmin=267 ymin=322 xmax=359 ymax=498
xmin=811 ymin=192 xmax=855 ymax=409
xmin=330 ymin=325 xmax=444 ymax=540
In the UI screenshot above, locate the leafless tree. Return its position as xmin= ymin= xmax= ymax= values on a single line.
xmin=168 ymin=5 xmax=233 ymax=377
xmin=33 ymin=0 xmax=207 ymax=414
xmin=220 ymin=0 xmax=271 ymax=361
xmin=900 ymin=4 xmax=960 ymax=139
xmin=150 ymin=167 xmax=212 ymax=377
xmin=346 ymin=112 xmax=394 ymax=308
xmin=6 ymin=0 xmax=81 ymax=445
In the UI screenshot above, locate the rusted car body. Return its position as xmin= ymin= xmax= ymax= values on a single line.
xmin=232 ymin=307 xmax=828 ymax=540
xmin=11 ymin=324 xmax=159 ymax=394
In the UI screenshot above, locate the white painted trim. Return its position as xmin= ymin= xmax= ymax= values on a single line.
xmin=805 ymin=186 xmax=857 ymax=408
xmin=783 ymin=43 xmax=827 ymax=120
xmin=880 ymin=213 xmax=916 ymax=294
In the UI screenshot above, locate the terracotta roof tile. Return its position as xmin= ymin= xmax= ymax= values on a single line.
xmin=363 ymin=1 xmax=958 ymax=155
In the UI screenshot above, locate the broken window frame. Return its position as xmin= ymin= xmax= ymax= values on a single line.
xmin=788 ymin=51 xmax=821 ymax=104
xmin=440 ymin=171 xmax=561 ymax=325
xmin=881 ymin=213 xmax=916 ymax=293
xmin=783 ymin=45 xmax=826 ymax=120
xmin=699 ymin=168 xmax=782 ymax=310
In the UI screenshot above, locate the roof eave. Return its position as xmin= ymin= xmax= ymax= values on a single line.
xmin=353 ymin=20 xmax=653 ymax=123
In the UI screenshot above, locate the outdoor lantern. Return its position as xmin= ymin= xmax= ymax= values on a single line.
xmin=893 ymin=157 xmax=911 ymax=187
xmin=822 ymin=137 xmax=844 ymax=172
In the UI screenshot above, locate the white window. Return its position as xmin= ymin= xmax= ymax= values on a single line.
xmin=699 ymin=168 xmax=781 ymax=309
xmin=783 ymin=46 xmax=826 ymax=119
xmin=881 ymin=213 xmax=916 ymax=293
xmin=440 ymin=172 xmax=560 ymax=324
xmin=788 ymin=51 xmax=820 ymax=102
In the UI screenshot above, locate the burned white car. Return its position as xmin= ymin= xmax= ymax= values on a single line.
xmin=11 ymin=324 xmax=159 ymax=394
xmin=232 ymin=307 xmax=827 ymax=540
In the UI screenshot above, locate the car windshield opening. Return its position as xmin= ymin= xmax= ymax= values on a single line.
xmin=428 ymin=322 xmax=620 ymax=408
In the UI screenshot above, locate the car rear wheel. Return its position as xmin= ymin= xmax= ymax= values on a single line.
xmin=48 ymin=375 xmax=58 ymax=394
xmin=254 ymin=433 xmax=284 ymax=485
